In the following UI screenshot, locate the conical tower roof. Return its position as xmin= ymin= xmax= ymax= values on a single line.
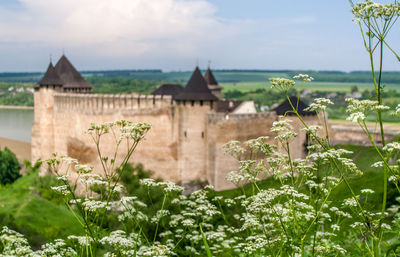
xmin=54 ymin=55 xmax=93 ymax=89
xmin=38 ymin=63 xmax=63 ymax=86
xmin=152 ymin=84 xmax=183 ymax=97
xmin=204 ymin=67 xmax=218 ymax=85
xmin=274 ymin=96 xmax=316 ymax=116
xmin=175 ymin=67 xmax=218 ymax=101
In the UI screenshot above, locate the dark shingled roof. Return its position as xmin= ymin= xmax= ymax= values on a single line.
xmin=54 ymin=55 xmax=93 ymax=89
xmin=152 ymin=84 xmax=183 ymax=97
xmin=174 ymin=67 xmax=218 ymax=101
xmin=216 ymin=100 xmax=242 ymax=113
xmin=38 ymin=63 xmax=63 ymax=87
xmin=274 ymin=96 xmax=316 ymax=116
xmin=204 ymin=68 xmax=218 ymax=85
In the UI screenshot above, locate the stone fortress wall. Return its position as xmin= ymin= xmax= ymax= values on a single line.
xmin=33 ymin=90 xmax=182 ymax=183
xmin=53 ymin=93 xmax=173 ymax=114
xmin=31 ymin=56 xmax=329 ymax=190
xmin=32 ymin=89 xmax=323 ymax=190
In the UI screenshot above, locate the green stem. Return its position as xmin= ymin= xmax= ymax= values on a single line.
xmin=153 ymin=193 xmax=167 ymax=242
xmin=286 ymin=142 xmax=295 ymax=186
xmin=199 ymin=223 xmax=213 ymax=257
xmin=376 ymin=38 xmax=385 ymax=147
xmin=383 ymin=39 xmax=400 ymax=62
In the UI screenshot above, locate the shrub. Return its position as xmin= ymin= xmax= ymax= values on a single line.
xmin=0 ymin=147 xmax=21 ymax=185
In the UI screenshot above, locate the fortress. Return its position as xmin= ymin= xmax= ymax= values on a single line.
xmin=32 ymin=55 xmax=322 ymax=190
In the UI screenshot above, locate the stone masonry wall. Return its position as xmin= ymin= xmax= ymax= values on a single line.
xmin=32 ymin=90 xmax=326 ymax=191
xmin=206 ymin=113 xmax=326 ymax=190
xmin=32 ymin=87 xmax=61 ymax=164
xmin=330 ymin=124 xmax=398 ymax=145
xmin=176 ymin=101 xmax=215 ymax=183
xmin=33 ymin=92 xmax=182 ymax=182
xmin=207 ymin=112 xmax=278 ymax=190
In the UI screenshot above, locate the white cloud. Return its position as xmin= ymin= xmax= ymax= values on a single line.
xmin=0 ymin=1 xmax=397 ymax=71
xmin=0 ymin=0 xmax=235 ymax=58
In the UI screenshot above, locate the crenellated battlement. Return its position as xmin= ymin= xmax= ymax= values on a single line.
xmin=53 ymin=93 xmax=173 ymax=114
xmin=32 ymin=59 xmax=325 ymax=191
xmin=207 ymin=111 xmax=277 ymax=123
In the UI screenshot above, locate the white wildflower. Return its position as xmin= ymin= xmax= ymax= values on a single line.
xmin=346 ymin=112 xmax=365 ymax=123
xmin=269 ymin=78 xmax=295 ymax=92
xmin=51 ymin=185 xmax=70 ymax=195
xmin=305 ymin=98 xmax=333 ymax=112
xmin=75 ymin=164 xmax=93 ymax=174
xmin=82 ymin=199 xmax=110 ymax=212
xmin=293 ymin=73 xmax=314 ymax=82
xmin=371 ymin=161 xmax=384 ymax=168
xmin=361 ymin=189 xmax=375 ymax=194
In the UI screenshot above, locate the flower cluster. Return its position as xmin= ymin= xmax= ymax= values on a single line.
xmin=271 ymin=119 xmax=298 ymax=142
xmin=345 ymin=98 xmax=389 ymax=122
xmin=293 ymin=73 xmax=314 ymax=82
xmin=120 ymin=122 xmax=152 ymax=141
xmin=140 ymin=178 xmax=184 ymax=193
xmin=87 ymin=120 xmax=151 ymax=146
xmin=269 ymin=78 xmax=295 ymax=92
xmin=393 ymin=104 xmax=400 ymax=115
xmin=305 ymin=98 xmax=333 ymax=112
xmin=352 ymin=1 xmax=400 ymax=21
xmin=223 ymin=140 xmax=245 ymax=159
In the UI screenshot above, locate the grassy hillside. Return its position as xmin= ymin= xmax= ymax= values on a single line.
xmin=215 ymin=143 xmax=393 ymax=207
xmin=0 ymin=172 xmax=83 ymax=248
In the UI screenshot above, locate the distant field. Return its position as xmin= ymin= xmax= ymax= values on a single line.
xmin=221 ymin=82 xmax=266 ymax=92
xmin=304 ymin=82 xmax=400 ymax=92
xmin=0 ymin=69 xmax=399 ymax=96
xmin=221 ymin=81 xmax=400 ymax=92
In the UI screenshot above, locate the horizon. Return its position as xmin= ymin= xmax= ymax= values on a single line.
xmin=1 ymin=67 xmax=400 ymax=74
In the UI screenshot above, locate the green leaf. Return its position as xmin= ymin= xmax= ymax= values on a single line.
xmin=199 ymin=223 xmax=213 ymax=257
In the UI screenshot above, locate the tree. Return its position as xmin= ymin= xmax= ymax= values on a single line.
xmin=351 ymin=85 xmax=359 ymax=93
xmin=0 ymin=147 xmax=21 ymax=185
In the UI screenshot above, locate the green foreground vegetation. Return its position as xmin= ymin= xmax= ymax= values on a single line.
xmin=0 ymin=171 xmax=83 ymax=248
xmin=0 ymin=143 xmax=396 ymax=250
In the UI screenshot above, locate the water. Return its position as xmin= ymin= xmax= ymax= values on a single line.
xmin=0 ymin=108 xmax=34 ymax=143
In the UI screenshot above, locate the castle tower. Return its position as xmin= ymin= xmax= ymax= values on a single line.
xmin=174 ymin=67 xmax=218 ymax=183
xmin=31 ymin=55 xmax=94 ymax=170
xmin=54 ymin=55 xmax=93 ymax=93
xmin=31 ymin=63 xmax=63 ymax=170
xmin=204 ymin=67 xmax=222 ymax=99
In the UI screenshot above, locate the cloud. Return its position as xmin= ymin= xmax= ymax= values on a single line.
xmin=0 ymin=1 xmax=396 ymax=71
xmin=0 ymin=0 xmax=235 ymax=58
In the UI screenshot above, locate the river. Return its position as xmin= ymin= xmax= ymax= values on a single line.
xmin=0 ymin=108 xmax=34 ymax=143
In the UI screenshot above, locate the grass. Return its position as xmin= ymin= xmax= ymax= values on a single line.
xmin=303 ymin=82 xmax=400 ymax=92
xmin=216 ymin=143 xmax=391 ymax=207
xmin=210 ymin=142 xmax=396 ymax=252
xmin=0 ymin=172 xmax=83 ymax=248
xmin=221 ymin=82 xmax=267 ymax=92
xmin=0 ymin=143 xmax=394 ymax=250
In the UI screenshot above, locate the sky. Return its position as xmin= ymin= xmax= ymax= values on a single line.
xmin=0 ymin=0 xmax=398 ymax=72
